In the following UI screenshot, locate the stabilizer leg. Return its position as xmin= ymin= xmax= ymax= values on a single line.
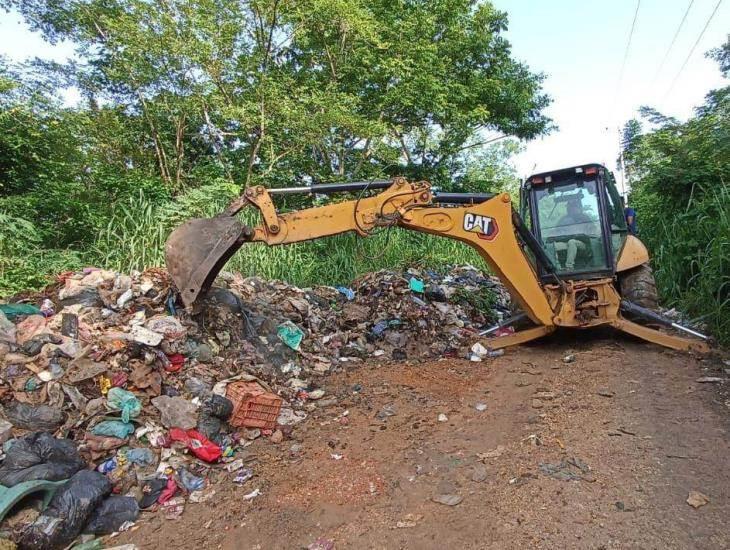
xmin=612 ymin=318 xmax=710 ymax=353
xmin=486 ymin=325 xmax=555 ymax=349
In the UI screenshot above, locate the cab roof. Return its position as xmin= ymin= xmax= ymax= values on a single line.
xmin=525 ymin=163 xmax=608 ymax=186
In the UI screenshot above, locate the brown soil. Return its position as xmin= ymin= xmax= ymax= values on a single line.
xmin=116 ymin=331 xmax=730 ymax=549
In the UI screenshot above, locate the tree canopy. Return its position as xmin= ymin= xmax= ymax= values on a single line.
xmin=4 ymin=0 xmax=550 ymax=191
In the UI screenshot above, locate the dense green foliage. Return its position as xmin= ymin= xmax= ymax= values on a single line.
xmin=621 ymin=37 xmax=730 ymax=344
xmin=1 ymin=0 xmax=545 ymax=295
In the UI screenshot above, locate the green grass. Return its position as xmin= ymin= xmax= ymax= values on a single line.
xmin=91 ymin=185 xmax=482 ymax=288
xmin=635 ymin=183 xmax=730 ymax=345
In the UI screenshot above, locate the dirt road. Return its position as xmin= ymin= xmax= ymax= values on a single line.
xmin=118 ymin=331 xmax=729 ymax=549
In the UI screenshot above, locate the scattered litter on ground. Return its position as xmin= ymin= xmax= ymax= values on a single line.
xmin=0 ymin=265 xmax=512 ymax=548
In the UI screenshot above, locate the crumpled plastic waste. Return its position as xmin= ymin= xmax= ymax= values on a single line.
xmin=0 ymin=303 xmax=42 ymax=319
xmin=169 ymin=428 xmax=222 ymax=463
xmin=92 ymin=420 xmax=135 ymax=439
xmin=277 ymin=321 xmax=304 ymax=351
xmin=336 ymin=287 xmax=355 ymax=300
xmin=125 ymin=447 xmax=157 ymax=466
xmin=152 ymin=395 xmax=198 ymax=429
xmin=157 ymin=476 xmax=179 ymax=504
xmin=139 ymin=477 xmax=168 ymax=508
xmin=408 ymin=277 xmax=425 ymax=293
xmin=177 ymin=467 xmax=206 ymax=492
xmin=107 ymin=387 xmax=142 ymax=423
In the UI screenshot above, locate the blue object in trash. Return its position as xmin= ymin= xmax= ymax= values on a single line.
xmin=336 ymin=287 xmax=356 ymax=301
xmin=408 ymin=277 xmax=425 ymax=293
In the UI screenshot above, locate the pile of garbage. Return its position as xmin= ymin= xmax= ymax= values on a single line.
xmin=0 ymin=265 xmax=510 ymax=548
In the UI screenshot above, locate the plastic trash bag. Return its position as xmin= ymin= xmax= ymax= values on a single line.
xmin=124 ymin=447 xmax=156 ymax=466
xmin=83 ymin=495 xmax=139 ymax=535
xmin=157 ymin=476 xmax=178 ymax=504
xmin=196 ymin=394 xmax=234 ymax=441
xmin=177 ymin=468 xmax=205 ymax=492
xmin=0 ymin=432 xmax=86 ymax=487
xmin=106 ymin=388 xmax=141 ymax=423
xmin=336 ymin=287 xmax=356 ymax=300
xmin=5 ymin=402 xmax=64 ymax=431
xmin=202 ymin=394 xmax=233 ymax=419
xmin=139 ymin=477 xmax=167 ymax=508
xmin=0 ymin=303 xmax=41 ymax=319
xmin=169 ymin=428 xmax=222 ymax=462
xmin=196 ymin=414 xmax=222 ymax=441
xmin=91 ymin=420 xmax=135 ymax=438
xmin=408 ymin=277 xmax=425 ymax=293
xmin=19 ymin=469 xmax=111 ymax=550
xmin=277 ymin=321 xmax=304 ymax=351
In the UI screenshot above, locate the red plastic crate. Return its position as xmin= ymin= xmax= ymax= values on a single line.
xmin=226 ymin=381 xmax=282 ymax=430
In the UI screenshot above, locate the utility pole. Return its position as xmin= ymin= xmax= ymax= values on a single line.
xmin=617 ymin=127 xmax=627 ymax=199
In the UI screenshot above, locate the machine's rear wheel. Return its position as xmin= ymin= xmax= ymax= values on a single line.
xmin=619 ymin=263 xmax=659 ymax=310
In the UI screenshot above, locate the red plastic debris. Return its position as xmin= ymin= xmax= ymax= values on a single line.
xmin=165 ymin=353 xmax=185 ymax=373
xmin=158 ymin=477 xmax=178 ymax=504
xmin=169 ymin=428 xmax=222 ymax=463
xmin=494 ymin=326 xmax=515 ymax=337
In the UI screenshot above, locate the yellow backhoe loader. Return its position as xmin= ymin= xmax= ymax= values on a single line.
xmin=164 ymin=163 xmax=709 ymax=353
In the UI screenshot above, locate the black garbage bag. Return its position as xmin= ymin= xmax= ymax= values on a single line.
xmin=139 ymin=477 xmax=168 ymax=508
xmin=4 ymin=402 xmax=64 ymax=431
xmin=83 ymin=495 xmax=139 ymax=535
xmin=19 ymin=470 xmax=111 ymax=550
xmin=202 ymin=395 xmax=233 ymax=419
xmin=197 ymin=394 xmax=233 ymax=441
xmin=22 ymin=334 xmax=62 ymax=356
xmin=0 ymin=432 xmax=86 ymax=487
xmin=196 ymin=414 xmax=222 ymax=441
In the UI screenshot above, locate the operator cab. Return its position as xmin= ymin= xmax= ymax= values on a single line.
xmin=521 ymin=163 xmax=628 ymax=281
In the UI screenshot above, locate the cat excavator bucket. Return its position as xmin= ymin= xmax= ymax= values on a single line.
xmin=165 ymin=215 xmax=252 ymax=309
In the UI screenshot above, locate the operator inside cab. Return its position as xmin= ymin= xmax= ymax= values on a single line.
xmin=553 ymin=198 xmax=594 ymax=271
xmin=535 ymin=185 xmax=604 ymax=274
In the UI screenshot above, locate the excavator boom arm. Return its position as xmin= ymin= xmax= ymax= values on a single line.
xmin=167 ymin=178 xmax=554 ymax=324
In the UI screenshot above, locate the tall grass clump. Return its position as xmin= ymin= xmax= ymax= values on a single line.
xmin=91 ymin=183 xmax=484 ymax=288
xmin=635 ymin=183 xmax=730 ymax=345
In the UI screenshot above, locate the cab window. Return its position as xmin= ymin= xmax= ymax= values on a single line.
xmin=534 ymin=179 xmax=609 ymax=273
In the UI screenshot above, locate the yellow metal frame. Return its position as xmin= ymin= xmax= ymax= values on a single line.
xmin=231 ymin=179 xmax=708 ymax=354
xmin=616 ymin=235 xmax=651 ymax=272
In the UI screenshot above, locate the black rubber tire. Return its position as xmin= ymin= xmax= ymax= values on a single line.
xmin=619 ymin=263 xmax=659 ymax=310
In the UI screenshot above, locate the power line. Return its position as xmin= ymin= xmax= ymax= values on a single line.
xmin=665 ymin=0 xmax=724 ymax=98
xmin=651 ymin=0 xmax=695 ymax=86
xmin=612 ymin=0 xmax=641 ymax=120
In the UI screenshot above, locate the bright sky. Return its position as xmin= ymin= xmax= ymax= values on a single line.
xmin=1 ymin=1 xmax=728 ymax=188
xmin=493 ymin=0 xmax=729 ymax=185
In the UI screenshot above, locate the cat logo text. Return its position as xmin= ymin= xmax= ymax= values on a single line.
xmin=463 ymin=213 xmax=499 ymax=241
